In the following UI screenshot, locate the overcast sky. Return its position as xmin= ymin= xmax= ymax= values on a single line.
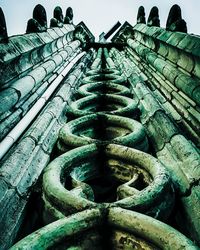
xmin=1 ymin=0 xmax=200 ymax=39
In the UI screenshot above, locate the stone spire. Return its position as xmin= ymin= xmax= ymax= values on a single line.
xmin=64 ymin=7 xmax=73 ymax=24
xmin=166 ymin=4 xmax=187 ymax=33
xmin=137 ymin=6 xmax=146 ymax=24
xmin=26 ymin=4 xmax=47 ymax=33
xmin=147 ymin=6 xmax=160 ymax=27
xmin=0 ymin=7 xmax=8 ymax=41
xmin=50 ymin=6 xmax=64 ymax=28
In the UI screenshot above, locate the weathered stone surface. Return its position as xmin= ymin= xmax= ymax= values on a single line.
xmin=0 ymin=190 xmax=27 ymax=249
xmin=0 ymin=109 xmax=22 ymax=140
xmin=180 ymin=185 xmax=200 ymax=244
xmin=170 ymin=135 xmax=200 ymax=183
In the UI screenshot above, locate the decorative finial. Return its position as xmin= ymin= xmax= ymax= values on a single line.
xmin=137 ymin=6 xmax=146 ymax=24
xmin=166 ymin=4 xmax=187 ymax=33
xmin=26 ymin=4 xmax=47 ymax=33
xmin=147 ymin=6 xmax=160 ymax=27
xmin=50 ymin=6 xmax=64 ymax=28
xmin=33 ymin=4 xmax=47 ymax=29
xmin=64 ymin=7 xmax=73 ymax=24
xmin=0 ymin=7 xmax=8 ymax=42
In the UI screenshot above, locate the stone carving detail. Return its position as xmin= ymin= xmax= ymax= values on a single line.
xmin=166 ymin=4 xmax=187 ymax=33
xmin=137 ymin=6 xmax=146 ymax=24
xmin=50 ymin=6 xmax=64 ymax=28
xmin=64 ymin=7 xmax=73 ymax=24
xmin=26 ymin=4 xmax=47 ymax=33
xmin=0 ymin=7 xmax=8 ymax=41
xmin=147 ymin=6 xmax=160 ymax=27
xmin=74 ymin=26 xmax=90 ymax=48
xmin=0 ymin=3 xmax=200 ymax=249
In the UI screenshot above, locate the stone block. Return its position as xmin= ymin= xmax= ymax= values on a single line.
xmin=56 ymin=83 xmax=72 ymax=101
xmin=37 ymin=32 xmax=53 ymax=44
xmin=166 ymin=32 xmax=186 ymax=47
xmin=179 ymin=90 xmax=196 ymax=107
xmin=39 ymin=43 xmax=53 ymax=59
xmin=0 ymin=88 xmax=19 ymax=115
xmin=193 ymin=58 xmax=200 ymax=79
xmin=0 ymin=109 xmax=22 ymax=141
xmin=188 ymin=106 xmax=200 ymax=122
xmin=47 ymin=28 xmax=59 ymax=40
xmin=157 ymin=144 xmax=190 ymax=194
xmin=133 ymin=23 xmax=146 ymax=32
xmin=47 ymin=73 xmax=57 ymax=84
xmin=16 ymin=147 xmax=49 ymax=196
xmin=175 ymin=75 xmax=199 ymax=104
xmin=192 ymin=86 xmax=200 ymax=106
xmin=162 ymin=64 xmax=178 ymax=83
xmin=42 ymin=60 xmax=57 ymax=75
xmin=167 ymin=46 xmax=179 ymax=64
xmin=145 ymin=110 xmax=178 ymax=152
xmin=180 ymin=185 xmax=200 ymax=244
xmin=30 ymin=47 xmax=45 ymax=66
xmin=0 ymin=137 xmax=36 ymax=187
xmin=0 ymin=189 xmax=27 ymax=250
xmin=0 ymin=41 xmax=20 ymax=63
xmin=20 ymin=93 xmax=38 ymax=115
xmin=25 ymin=112 xmax=55 ymax=143
xmin=157 ymin=30 xmax=173 ymax=43
xmin=146 ymin=52 xmax=157 ymax=65
xmin=177 ymin=52 xmax=194 ymax=73
xmin=53 ymin=27 xmax=64 ymax=36
xmin=50 ymin=40 xmax=58 ymax=54
xmin=153 ymin=89 xmax=167 ymax=104
xmin=172 ymin=97 xmax=189 ymax=119
xmin=56 ymin=37 xmax=64 ymax=50
xmin=59 ymin=50 xmax=69 ymax=61
xmin=15 ymin=53 xmax=33 ymax=75
xmin=144 ymin=26 xmax=164 ymax=39
xmin=160 ymin=86 xmax=172 ymax=102
xmin=25 ymin=33 xmax=44 ymax=48
xmin=140 ymin=93 xmax=162 ymax=122
xmin=0 ymin=61 xmax=19 ymax=85
xmin=41 ymin=119 xmax=63 ymax=154
xmin=27 ymin=66 xmax=47 ymax=86
xmin=157 ymin=42 xmax=169 ymax=57
xmin=178 ymin=35 xmax=200 ymax=57
xmin=143 ymin=36 xmax=155 ymax=50
xmin=162 ymin=101 xmax=181 ymax=121
xmin=52 ymin=54 xmax=63 ymax=66
xmin=10 ymin=35 xmax=35 ymax=54
xmin=35 ymin=80 xmax=49 ymax=96
xmin=153 ymin=58 xmax=166 ymax=73
xmin=170 ymin=135 xmax=200 ymax=183
xmin=172 ymin=91 xmax=190 ymax=109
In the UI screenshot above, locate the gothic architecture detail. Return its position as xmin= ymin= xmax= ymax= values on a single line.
xmin=0 ymin=7 xmax=8 ymax=41
xmin=26 ymin=4 xmax=47 ymax=33
xmin=136 ymin=6 xmax=146 ymax=24
xmin=0 ymin=4 xmax=199 ymax=249
xmin=147 ymin=6 xmax=160 ymax=27
xmin=166 ymin=4 xmax=187 ymax=33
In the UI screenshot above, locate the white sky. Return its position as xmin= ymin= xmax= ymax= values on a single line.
xmin=1 ymin=0 xmax=200 ymax=39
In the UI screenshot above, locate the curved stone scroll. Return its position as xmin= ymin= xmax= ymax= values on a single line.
xmin=42 ymin=144 xmax=174 ymax=222
xmin=50 ymin=6 xmax=64 ymax=28
xmin=0 ymin=7 xmax=8 ymax=41
xmin=137 ymin=6 xmax=146 ymax=24
xmin=64 ymin=7 xmax=73 ymax=24
xmin=26 ymin=4 xmax=47 ymax=33
xmin=10 ymin=208 xmax=199 ymax=250
xmin=147 ymin=6 xmax=160 ymax=27
xmin=74 ymin=25 xmax=90 ymax=48
xmin=166 ymin=4 xmax=187 ymax=33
